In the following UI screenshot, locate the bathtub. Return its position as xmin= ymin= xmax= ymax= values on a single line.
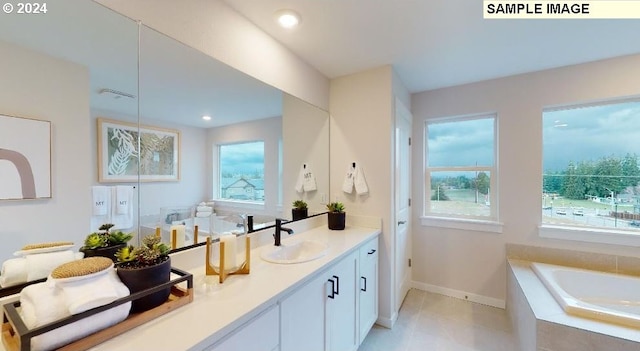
xmin=532 ymin=262 xmax=640 ymax=328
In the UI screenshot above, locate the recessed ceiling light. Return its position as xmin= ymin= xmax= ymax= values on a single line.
xmin=202 ymin=115 xmax=212 ymax=121
xmin=275 ymin=9 xmax=300 ymax=29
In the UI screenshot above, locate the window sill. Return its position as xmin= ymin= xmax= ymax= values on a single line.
xmin=420 ymin=216 xmax=503 ymax=233
xmin=214 ymin=199 xmax=265 ymax=211
xmin=538 ymin=224 xmax=640 ymax=247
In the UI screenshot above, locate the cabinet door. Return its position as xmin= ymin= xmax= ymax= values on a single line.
xmin=280 ymin=272 xmax=328 ymax=351
xmin=208 ymin=304 xmax=279 ymax=351
xmin=326 ymin=251 xmax=358 ymax=351
xmin=358 ymin=238 xmax=379 ymax=342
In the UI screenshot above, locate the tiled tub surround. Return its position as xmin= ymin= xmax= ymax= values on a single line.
xmin=507 ymin=259 xmax=640 ymax=351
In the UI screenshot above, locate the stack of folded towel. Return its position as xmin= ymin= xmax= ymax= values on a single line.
xmin=19 ymin=257 xmax=131 ymax=351
xmin=0 ymin=242 xmax=82 ymax=288
xmin=196 ymin=202 xmax=214 ymax=218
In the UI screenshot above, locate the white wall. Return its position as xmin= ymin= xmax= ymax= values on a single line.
xmin=282 ymin=94 xmax=330 ymax=216
xmin=411 ymin=54 xmax=640 ymax=303
xmin=0 ymin=40 xmax=91 ymax=262
xmin=138 ymin=118 xmax=208 ymax=218
xmin=208 ymin=116 xmax=282 ymax=217
xmin=95 ymin=0 xmax=330 ymax=110
xmin=330 ymin=66 xmax=396 ymax=324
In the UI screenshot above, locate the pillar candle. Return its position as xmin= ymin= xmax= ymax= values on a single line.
xmin=170 ymin=224 xmax=186 ymax=248
xmin=220 ymin=233 xmax=237 ymax=270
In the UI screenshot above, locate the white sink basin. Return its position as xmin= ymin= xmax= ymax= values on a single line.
xmin=261 ymin=240 xmax=328 ymax=264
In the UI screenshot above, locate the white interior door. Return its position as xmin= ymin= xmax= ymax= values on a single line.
xmin=394 ymin=98 xmax=412 ymax=312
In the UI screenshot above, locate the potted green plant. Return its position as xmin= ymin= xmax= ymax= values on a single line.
xmin=326 ymin=202 xmax=346 ymax=230
xmin=115 ymin=234 xmax=171 ymax=313
xmin=80 ymin=223 xmax=133 ymax=262
xmin=292 ymin=200 xmax=309 ymax=221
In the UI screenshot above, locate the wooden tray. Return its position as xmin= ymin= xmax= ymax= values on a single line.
xmin=2 ymin=267 xmax=193 ymax=351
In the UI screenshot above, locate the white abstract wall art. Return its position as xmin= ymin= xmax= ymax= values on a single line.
xmin=0 ymin=114 xmax=51 ymax=200
xmin=97 ymin=118 xmax=180 ymax=182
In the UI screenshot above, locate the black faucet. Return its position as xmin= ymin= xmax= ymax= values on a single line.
xmin=274 ymin=218 xmax=294 ymax=246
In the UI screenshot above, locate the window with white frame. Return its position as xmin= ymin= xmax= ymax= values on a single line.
xmin=542 ymin=99 xmax=640 ymax=232
xmin=218 ymin=141 xmax=265 ymax=203
xmin=424 ymin=114 xmax=497 ymax=221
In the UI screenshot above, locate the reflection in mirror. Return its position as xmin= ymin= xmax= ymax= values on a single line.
xmin=137 ymin=26 xmax=330 ymax=251
xmin=0 ymin=0 xmax=139 ymax=290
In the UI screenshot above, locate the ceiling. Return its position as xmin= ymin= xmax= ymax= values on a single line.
xmin=223 ymin=0 xmax=640 ymax=93
xmin=0 ymin=0 xmax=282 ymax=128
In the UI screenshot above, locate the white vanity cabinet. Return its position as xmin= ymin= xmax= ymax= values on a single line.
xmin=280 ymin=250 xmax=358 ymax=351
xmin=206 ymin=305 xmax=279 ymax=351
xmin=358 ymin=237 xmax=379 ymax=342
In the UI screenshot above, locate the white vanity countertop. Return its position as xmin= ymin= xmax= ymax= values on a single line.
xmin=85 ymin=224 xmax=380 ymax=351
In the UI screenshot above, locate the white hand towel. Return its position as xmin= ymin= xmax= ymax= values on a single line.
xmin=295 ymin=164 xmax=305 ymax=193
xmin=92 ymin=186 xmax=110 ymax=216
xmin=111 ymin=186 xmax=134 ymax=230
xmin=25 ymin=250 xmax=77 ymax=282
xmin=196 ymin=212 xmax=213 ymax=218
xmin=115 ymin=185 xmax=132 ymax=215
xmin=0 ymin=257 xmax=27 ymax=287
xmin=342 ymin=165 xmax=355 ymax=193
xmin=21 ymin=279 xmax=131 ymax=351
xmin=302 ymin=165 xmax=317 ymax=192
xmin=54 ymin=267 xmax=122 ymax=315
xmin=354 ymin=165 xmax=369 ymax=195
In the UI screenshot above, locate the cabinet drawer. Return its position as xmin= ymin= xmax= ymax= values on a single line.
xmin=208 ymin=305 xmax=279 ymax=351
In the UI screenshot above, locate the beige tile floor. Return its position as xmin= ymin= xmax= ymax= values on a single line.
xmin=359 ymin=289 xmax=518 ymax=351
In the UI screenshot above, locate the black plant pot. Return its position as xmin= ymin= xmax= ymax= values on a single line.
xmin=327 ymin=212 xmax=346 ymax=230
xmin=116 ymin=256 xmax=171 ymax=313
xmin=80 ymin=244 xmax=126 ymax=262
xmin=292 ymin=208 xmax=308 ymax=221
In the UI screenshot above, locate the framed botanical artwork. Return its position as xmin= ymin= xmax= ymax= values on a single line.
xmin=97 ymin=118 xmax=181 ymax=182
xmin=0 ymin=114 xmax=51 ymax=200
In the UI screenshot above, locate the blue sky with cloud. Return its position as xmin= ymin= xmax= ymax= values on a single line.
xmin=219 ymin=141 xmax=264 ymax=176
xmin=543 ymin=100 xmax=640 ymax=172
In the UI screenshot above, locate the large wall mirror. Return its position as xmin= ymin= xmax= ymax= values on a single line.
xmin=137 ymin=25 xmax=330 ymax=250
xmin=0 ymin=0 xmax=329 ymax=284
xmin=0 ymin=1 xmax=139 ymax=270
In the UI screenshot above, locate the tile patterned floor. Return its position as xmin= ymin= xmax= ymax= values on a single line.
xmin=358 ymin=289 xmax=518 ymax=351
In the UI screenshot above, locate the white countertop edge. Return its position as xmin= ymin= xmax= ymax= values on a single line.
xmin=86 ymin=224 xmax=381 ymax=351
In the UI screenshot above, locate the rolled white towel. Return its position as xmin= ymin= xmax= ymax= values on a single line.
xmin=54 ymin=267 xmax=123 ymax=314
xmin=196 ymin=212 xmax=213 ymax=218
xmin=21 ymin=280 xmax=131 ymax=351
xmin=197 ymin=205 xmax=212 ymax=212
xmin=0 ymin=258 xmax=28 ymax=287
xmin=20 ymin=281 xmax=70 ymax=330
xmin=25 ymin=250 xmax=77 ymax=282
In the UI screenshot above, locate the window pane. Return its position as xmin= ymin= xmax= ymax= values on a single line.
xmin=543 ymin=101 xmax=640 ymax=231
xmin=219 ymin=141 xmax=264 ymax=202
xmin=427 ymin=117 xmax=494 ymax=167
xmin=429 ymin=171 xmax=491 ymax=217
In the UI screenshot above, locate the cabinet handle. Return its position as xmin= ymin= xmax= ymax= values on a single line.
xmin=398 ymin=221 xmax=406 ymax=225
xmin=361 ymin=276 xmax=367 ymax=292
xmin=333 ymin=275 xmax=340 ymax=295
xmin=328 ymin=278 xmax=335 ymax=299
xmin=367 ymin=249 xmax=376 ymax=255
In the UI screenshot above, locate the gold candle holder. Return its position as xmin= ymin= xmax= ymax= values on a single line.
xmin=155 ymin=227 xmax=161 ymax=238
xmin=205 ymin=236 xmax=250 ymax=284
xmin=172 ymin=229 xmax=177 ymax=250
xmin=194 ymin=225 xmax=199 ymax=245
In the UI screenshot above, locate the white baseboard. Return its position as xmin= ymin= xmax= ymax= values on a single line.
xmin=375 ymin=312 xmax=398 ymax=329
xmin=411 ymin=281 xmax=505 ymax=309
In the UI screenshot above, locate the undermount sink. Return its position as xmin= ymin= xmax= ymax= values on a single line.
xmin=261 ymin=240 xmax=328 ymax=264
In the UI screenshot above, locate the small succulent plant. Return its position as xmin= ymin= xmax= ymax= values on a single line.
xmin=116 ymin=234 xmax=170 ymax=268
xmin=326 ymin=202 xmax=345 ymax=213
xmin=82 ymin=223 xmax=133 ymax=250
xmin=292 ymin=200 xmax=308 ymax=209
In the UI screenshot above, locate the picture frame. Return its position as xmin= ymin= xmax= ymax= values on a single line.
xmin=97 ymin=118 xmax=180 ymax=182
xmin=0 ymin=114 xmax=52 ymax=200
